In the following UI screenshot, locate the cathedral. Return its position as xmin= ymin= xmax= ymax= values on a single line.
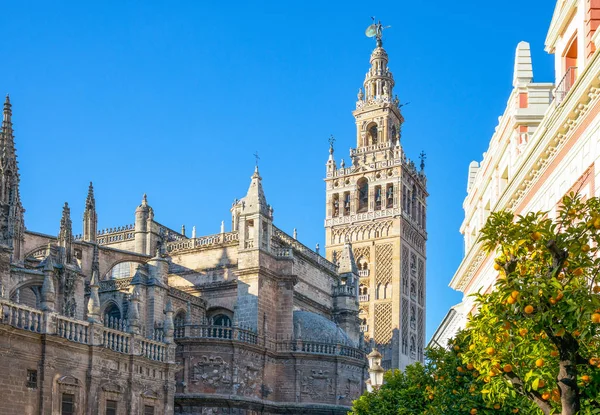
xmin=0 ymin=26 xmax=426 ymax=415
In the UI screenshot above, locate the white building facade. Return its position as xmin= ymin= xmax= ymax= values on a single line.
xmin=432 ymin=0 xmax=600 ymax=346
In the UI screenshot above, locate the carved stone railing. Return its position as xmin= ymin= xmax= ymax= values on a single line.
xmin=56 ymin=315 xmax=89 ymax=344
xmin=0 ymin=298 xmax=173 ymax=364
xmin=274 ymin=247 xmax=293 ymax=258
xmin=358 ymin=270 xmax=369 ymax=277
xmin=276 ymin=340 xmax=365 ymax=360
xmin=0 ymin=301 xmax=43 ymax=333
xmin=325 ymin=208 xmax=401 ymax=227
xmin=167 ymin=231 xmax=239 ymax=254
xmin=178 ymin=324 xmax=258 ymax=345
xmin=272 ymin=227 xmax=337 ymax=273
xmin=99 ymin=277 xmax=134 ymax=292
xmin=358 ymin=294 xmax=369 ymax=302
xmin=333 ymin=284 xmax=356 ymax=297
xmin=94 ymin=224 xmax=135 ymax=245
xmin=140 ymin=338 xmax=166 ymax=362
xmin=102 ymin=326 xmax=131 ymax=354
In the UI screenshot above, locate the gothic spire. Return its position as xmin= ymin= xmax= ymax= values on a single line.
xmin=244 ymin=166 xmax=270 ymax=217
xmin=83 ymin=182 xmax=97 ymax=242
xmin=59 ymin=202 xmax=73 ymax=263
xmin=0 ymin=95 xmax=24 ymax=262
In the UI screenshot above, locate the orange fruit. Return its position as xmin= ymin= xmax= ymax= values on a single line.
xmin=538 ymin=380 xmax=546 ymax=388
xmin=469 ymin=344 xmax=476 ymax=351
xmin=549 ymin=297 xmax=557 ymax=305
xmin=467 ymin=363 xmax=474 ymax=370
xmin=470 ymin=409 xmax=478 ymax=415
xmin=486 ymin=347 xmax=496 ymax=356
xmin=511 ymin=290 xmax=519 ymax=299
xmin=574 ymin=267 xmax=584 ymax=276
xmin=556 ymin=328 xmax=566 ymax=337
xmin=594 ymin=218 xmax=600 ymax=229
xmin=507 ymin=296 xmax=516 ymax=304
xmin=503 ymin=364 xmax=513 ymax=373
xmin=541 ymin=392 xmax=550 ymax=400
xmin=519 ymin=328 xmax=528 ymax=336
xmin=582 ymin=374 xmax=591 ymax=383
xmin=524 ymin=305 xmax=534 ymax=314
xmin=582 ymin=244 xmax=591 ymax=252
xmin=536 ymin=358 xmax=544 ymax=368
xmin=594 ymin=286 xmax=600 ymax=293
xmin=556 ymin=291 xmax=564 ymax=300
xmin=551 ymin=350 xmax=559 ymax=357
xmin=592 ymin=313 xmax=600 ymax=324
xmin=531 ymin=232 xmax=542 ymax=241
xmin=494 ymin=262 xmax=501 ymax=271
xmin=557 ymin=272 xmax=565 ymax=280
xmin=512 ymin=409 xmax=519 ymax=414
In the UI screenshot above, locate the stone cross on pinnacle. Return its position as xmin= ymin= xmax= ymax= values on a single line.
xmin=419 ymin=151 xmax=427 ymax=171
xmin=254 ymin=151 xmax=260 ymax=167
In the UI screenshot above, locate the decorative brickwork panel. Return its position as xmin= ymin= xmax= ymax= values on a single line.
xmin=375 ymin=243 xmax=393 ymax=284
xmin=401 ymin=245 xmax=409 ymax=292
xmin=374 ymin=302 xmax=393 ymax=344
xmin=353 ymin=246 xmax=370 ymax=262
xmin=417 ymin=258 xmax=424 ymax=306
xmin=401 ymin=299 xmax=408 ymax=355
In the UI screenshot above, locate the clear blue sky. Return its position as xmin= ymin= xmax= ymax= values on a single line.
xmin=1 ymin=0 xmax=556 ymax=341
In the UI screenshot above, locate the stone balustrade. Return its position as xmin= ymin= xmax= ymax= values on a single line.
xmin=57 ymin=315 xmax=89 ymax=344
xmin=175 ymin=323 xmax=365 ymax=361
xmin=358 ymin=269 xmax=369 ymax=277
xmin=95 ymin=224 xmax=136 ymax=245
xmin=167 ymin=231 xmax=239 ymax=254
xmin=333 ymin=284 xmax=356 ymax=297
xmin=272 ymin=227 xmax=337 ymax=273
xmin=0 ymin=298 xmax=173 ymax=363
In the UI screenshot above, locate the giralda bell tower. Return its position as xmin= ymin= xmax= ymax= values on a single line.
xmin=324 ymin=22 xmax=427 ymax=370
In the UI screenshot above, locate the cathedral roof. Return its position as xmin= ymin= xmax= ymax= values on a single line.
xmin=293 ymin=310 xmax=355 ymax=347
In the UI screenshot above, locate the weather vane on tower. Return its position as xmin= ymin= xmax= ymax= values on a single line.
xmin=365 ymin=17 xmax=391 ymax=47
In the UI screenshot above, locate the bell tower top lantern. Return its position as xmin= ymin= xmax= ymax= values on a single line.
xmin=354 ymin=20 xmax=404 ymax=154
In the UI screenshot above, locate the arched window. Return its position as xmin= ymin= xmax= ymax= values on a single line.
xmin=374 ymin=186 xmax=382 ymax=211
xmin=11 ymin=285 xmax=41 ymax=308
xmin=386 ymin=184 xmax=394 ymax=209
xmin=357 ymin=178 xmax=369 ymax=213
xmin=211 ymin=314 xmax=232 ymax=339
xmin=103 ymin=303 xmax=122 ymax=328
xmin=174 ymin=311 xmax=186 ymax=327
xmin=391 ymin=125 xmax=397 ymax=147
xmin=368 ymin=125 xmax=378 ymax=146
xmin=212 ymin=314 xmax=231 ymax=327
xmin=332 ymin=194 xmax=340 ymax=217
xmin=376 ymin=283 xmax=382 ymax=300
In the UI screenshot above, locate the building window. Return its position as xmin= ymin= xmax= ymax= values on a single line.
xmin=61 ymin=393 xmax=74 ymax=415
xmin=144 ymin=405 xmax=155 ymax=415
xmin=26 ymin=369 xmax=37 ymax=389
xmin=374 ymin=186 xmax=382 ymax=210
xmin=106 ymin=400 xmax=117 ymax=415
xmin=343 ymin=192 xmax=351 ymax=216
xmin=357 ymin=178 xmax=369 ymax=213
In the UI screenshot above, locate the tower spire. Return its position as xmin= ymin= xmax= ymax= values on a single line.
xmin=58 ymin=202 xmax=73 ymax=264
xmin=83 ymin=182 xmax=97 ymax=242
xmin=0 ymin=95 xmax=24 ymax=262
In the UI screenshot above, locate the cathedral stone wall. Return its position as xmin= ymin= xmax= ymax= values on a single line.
xmin=0 ymin=323 xmax=174 ymax=415
xmin=175 ymin=339 xmax=365 ymax=414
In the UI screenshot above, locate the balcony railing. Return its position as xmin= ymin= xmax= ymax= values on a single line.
xmin=554 ymin=66 xmax=577 ymax=105
xmin=359 ymin=294 xmax=370 ymax=302
xmin=358 ymin=269 xmax=369 ymax=277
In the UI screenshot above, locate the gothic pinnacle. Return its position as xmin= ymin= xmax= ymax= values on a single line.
xmin=3 ymin=95 xmax=11 ymax=123
xmin=86 ymin=182 xmax=95 ymax=207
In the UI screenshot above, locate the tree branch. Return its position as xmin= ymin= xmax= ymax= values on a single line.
xmin=503 ymin=372 xmax=553 ymax=415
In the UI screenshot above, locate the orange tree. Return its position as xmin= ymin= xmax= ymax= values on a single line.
xmin=349 ymin=361 xmax=432 ymax=415
xmin=460 ymin=194 xmax=600 ymax=415
xmin=426 ymin=342 xmax=537 ymax=414
xmin=349 ymin=344 xmax=535 ymax=415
